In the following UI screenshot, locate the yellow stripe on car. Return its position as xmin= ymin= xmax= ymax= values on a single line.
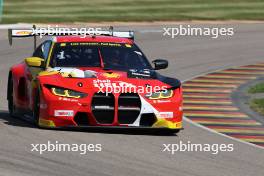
xmin=38 ymin=118 xmax=56 ymax=127
xmin=152 ymin=119 xmax=182 ymax=129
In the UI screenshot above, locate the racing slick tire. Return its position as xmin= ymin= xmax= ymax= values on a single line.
xmin=7 ymin=73 xmax=15 ymax=117
xmin=33 ymin=87 xmax=40 ymax=127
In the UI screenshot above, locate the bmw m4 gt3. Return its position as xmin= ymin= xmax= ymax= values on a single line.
xmin=7 ymin=27 xmax=183 ymax=133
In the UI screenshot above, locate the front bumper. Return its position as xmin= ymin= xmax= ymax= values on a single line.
xmin=39 ymin=120 xmax=183 ymax=135
xmin=38 ymin=117 xmax=183 ymax=131
xmin=38 ymin=85 xmax=183 ymax=130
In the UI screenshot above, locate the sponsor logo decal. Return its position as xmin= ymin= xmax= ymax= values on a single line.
xmin=58 ymin=97 xmax=78 ymax=102
xmin=15 ymin=31 xmax=32 ymax=35
xmin=153 ymin=100 xmax=171 ymax=103
xmin=157 ymin=112 xmax=173 ymax=118
xmin=54 ymin=110 xmax=74 ymax=117
xmin=93 ymin=79 xmax=134 ymax=88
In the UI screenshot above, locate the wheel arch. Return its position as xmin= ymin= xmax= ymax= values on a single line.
xmin=8 ymin=63 xmax=28 ymax=106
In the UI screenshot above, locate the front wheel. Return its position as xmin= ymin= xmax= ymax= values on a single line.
xmin=33 ymin=89 xmax=40 ymax=127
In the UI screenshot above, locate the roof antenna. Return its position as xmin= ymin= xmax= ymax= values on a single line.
xmin=109 ymin=26 xmax=113 ymax=36
xmin=33 ymin=24 xmax=37 ymax=50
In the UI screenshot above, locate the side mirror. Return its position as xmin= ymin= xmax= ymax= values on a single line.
xmin=152 ymin=59 xmax=168 ymax=70
xmin=25 ymin=57 xmax=44 ymax=67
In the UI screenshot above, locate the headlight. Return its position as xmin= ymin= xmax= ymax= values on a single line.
xmin=145 ymin=89 xmax=173 ymax=100
xmin=51 ymin=87 xmax=87 ymax=98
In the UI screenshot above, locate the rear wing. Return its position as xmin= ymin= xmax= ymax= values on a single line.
xmin=8 ymin=25 xmax=134 ymax=50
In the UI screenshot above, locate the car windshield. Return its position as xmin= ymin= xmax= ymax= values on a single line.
xmin=50 ymin=42 xmax=152 ymax=70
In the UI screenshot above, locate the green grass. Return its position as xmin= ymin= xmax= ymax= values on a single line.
xmin=2 ymin=0 xmax=264 ymax=23
xmin=250 ymin=98 xmax=264 ymax=116
xmin=248 ymin=82 xmax=264 ymax=116
xmin=248 ymin=82 xmax=264 ymax=94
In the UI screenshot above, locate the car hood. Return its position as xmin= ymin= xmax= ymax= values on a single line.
xmin=38 ymin=67 xmax=181 ymax=92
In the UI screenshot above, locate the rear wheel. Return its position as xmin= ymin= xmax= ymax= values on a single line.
xmin=7 ymin=74 xmax=15 ymax=117
xmin=33 ymin=89 xmax=40 ymax=127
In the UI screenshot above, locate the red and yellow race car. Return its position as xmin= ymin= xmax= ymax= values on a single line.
xmin=7 ymin=27 xmax=183 ymax=133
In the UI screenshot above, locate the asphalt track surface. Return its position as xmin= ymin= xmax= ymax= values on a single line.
xmin=0 ymin=23 xmax=264 ymax=176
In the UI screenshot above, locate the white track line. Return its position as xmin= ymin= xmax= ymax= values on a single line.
xmin=183 ymin=117 xmax=264 ymax=150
